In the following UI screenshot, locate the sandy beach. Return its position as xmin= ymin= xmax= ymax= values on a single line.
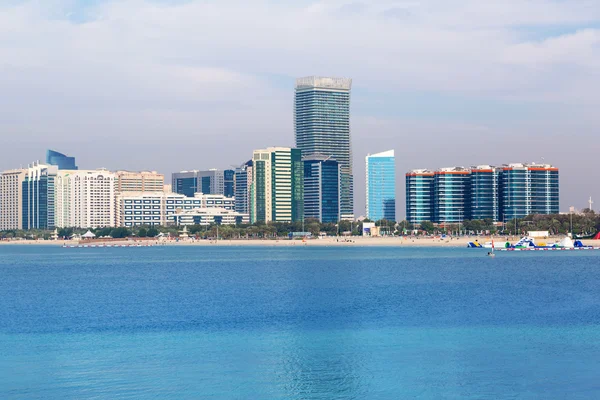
xmin=3 ymin=236 xmax=600 ymax=248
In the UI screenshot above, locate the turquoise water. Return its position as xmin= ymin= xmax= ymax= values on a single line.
xmin=1 ymin=246 xmax=600 ymax=399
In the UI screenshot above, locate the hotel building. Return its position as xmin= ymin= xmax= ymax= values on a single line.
xmin=54 ymin=170 xmax=116 ymax=228
xmin=405 ymin=170 xmax=434 ymax=224
xmin=251 ymin=147 xmax=304 ymax=223
xmin=365 ymin=150 xmax=396 ymax=222
xmin=114 ymin=171 xmax=165 ymax=194
xmin=303 ymin=154 xmax=340 ymax=223
xmin=295 ymin=76 xmax=354 ymax=220
xmin=116 ymin=192 xmax=242 ymax=227
xmin=0 ymin=169 xmax=26 ymax=230
xmin=433 ymin=167 xmax=471 ymax=224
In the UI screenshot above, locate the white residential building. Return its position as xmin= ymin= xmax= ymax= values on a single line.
xmin=0 ymin=169 xmax=26 ymax=230
xmin=116 ymin=192 xmax=239 ymax=227
xmin=55 ymin=170 xmax=116 ymax=228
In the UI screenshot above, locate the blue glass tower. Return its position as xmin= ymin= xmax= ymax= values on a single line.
xmin=433 ymin=167 xmax=470 ymax=224
xmin=295 ymin=76 xmax=353 ymax=220
xmin=234 ymin=161 xmax=252 ymax=215
xmin=365 ymin=150 xmax=396 ymax=222
xmin=46 ymin=150 xmax=77 ymax=170
xmin=22 ymin=164 xmax=58 ymax=230
xmin=303 ymin=155 xmax=340 ymax=223
xmin=501 ymin=163 xmax=559 ymax=220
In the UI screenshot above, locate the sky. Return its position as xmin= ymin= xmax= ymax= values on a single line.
xmin=1 ymin=0 xmax=599 ymax=217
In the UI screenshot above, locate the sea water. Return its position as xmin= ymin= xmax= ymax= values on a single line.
xmin=1 ymin=245 xmax=600 ymax=399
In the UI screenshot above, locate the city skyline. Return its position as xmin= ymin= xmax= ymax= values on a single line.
xmin=1 ymin=1 xmax=599 ymax=215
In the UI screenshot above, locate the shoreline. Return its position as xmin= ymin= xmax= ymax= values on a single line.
xmin=2 ymin=237 xmax=600 ymax=248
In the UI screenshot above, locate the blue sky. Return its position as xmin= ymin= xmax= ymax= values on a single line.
xmin=1 ymin=0 xmax=599 ymax=216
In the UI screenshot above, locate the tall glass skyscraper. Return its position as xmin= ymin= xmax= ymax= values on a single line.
xmin=405 ymin=169 xmax=434 ymax=224
xmin=294 ymin=76 xmax=353 ymax=220
xmin=46 ymin=150 xmax=77 ymax=170
xmin=303 ymin=155 xmax=340 ymax=223
xmin=365 ymin=150 xmax=396 ymax=221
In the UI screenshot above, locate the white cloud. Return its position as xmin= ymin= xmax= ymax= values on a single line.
xmin=0 ymin=0 xmax=599 ymax=213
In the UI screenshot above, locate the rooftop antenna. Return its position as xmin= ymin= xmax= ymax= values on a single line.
xmin=589 ymin=197 xmax=594 ymax=211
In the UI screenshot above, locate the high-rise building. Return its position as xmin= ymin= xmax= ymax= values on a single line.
xmin=54 ymin=170 xmax=116 ymax=228
xmin=172 ymin=169 xmax=234 ymax=198
xmin=501 ymin=163 xmax=559 ymax=220
xmin=294 ymin=76 xmax=353 ymax=220
xmin=365 ymin=150 xmax=396 ymax=222
xmin=405 ymin=169 xmax=435 ymax=224
xmin=470 ymin=166 xmax=501 ymax=222
xmin=303 ymin=154 xmax=340 ymax=223
xmin=114 ymin=171 xmax=164 ymax=194
xmin=22 ymin=163 xmax=58 ymax=230
xmin=433 ymin=167 xmax=471 ymax=224
xmin=251 ymin=147 xmax=303 ymax=223
xmin=0 ymin=169 xmax=26 ymax=230
xmin=234 ymin=160 xmax=253 ymax=216
xmin=46 ymin=150 xmax=77 ymax=170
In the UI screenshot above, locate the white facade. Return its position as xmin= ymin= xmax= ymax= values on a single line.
xmin=0 ymin=169 xmax=26 ymax=230
xmin=117 ymin=192 xmax=237 ymax=227
xmin=168 ymin=208 xmax=249 ymax=226
xmin=114 ymin=170 xmax=165 ymax=194
xmin=55 ymin=170 xmax=116 ymax=228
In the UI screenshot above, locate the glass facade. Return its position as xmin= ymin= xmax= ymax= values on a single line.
xmin=172 ymin=172 xmax=198 ymax=197
xmin=22 ymin=165 xmax=58 ymax=230
xmin=234 ymin=161 xmax=252 ymax=215
xmin=303 ymin=156 xmax=340 ymax=223
xmin=366 ymin=150 xmax=396 ymax=222
xmin=405 ymin=171 xmax=434 ymax=224
xmin=501 ymin=164 xmax=559 ymax=220
xmin=224 ymin=169 xmax=235 ymax=198
xmin=295 ymin=77 xmax=353 ymax=220
xmin=46 ymin=150 xmax=77 ymax=170
xmin=251 ymin=148 xmax=303 ymax=223
xmin=470 ymin=167 xmax=500 ymax=222
xmin=433 ymin=169 xmax=470 ymax=224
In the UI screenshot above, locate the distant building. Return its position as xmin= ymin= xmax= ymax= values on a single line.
xmin=501 ymin=163 xmax=559 ymax=219
xmin=0 ymin=169 xmax=26 ymax=230
xmin=433 ymin=167 xmax=471 ymax=224
xmin=470 ymin=166 xmax=501 ymax=222
xmin=251 ymin=147 xmax=304 ymax=223
xmin=114 ymin=171 xmax=164 ymax=194
xmin=172 ymin=169 xmax=234 ymax=198
xmin=406 ymin=162 xmax=560 ymax=224
xmin=46 ymin=150 xmax=77 ymax=170
xmin=365 ymin=150 xmax=396 ymax=222
xmin=405 ymin=169 xmax=435 ymax=224
xmin=116 ymin=192 xmax=240 ymax=227
xmin=303 ymin=154 xmax=340 ymax=223
xmin=295 ymin=76 xmax=354 ymax=220
xmin=234 ymin=160 xmax=253 ymax=216
xmin=54 ymin=170 xmax=116 ymax=228
xmin=168 ymin=208 xmax=247 ymax=226
xmin=22 ymin=163 xmax=58 ymax=230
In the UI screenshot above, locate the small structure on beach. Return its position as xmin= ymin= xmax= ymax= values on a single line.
xmin=82 ymin=230 xmax=96 ymax=239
